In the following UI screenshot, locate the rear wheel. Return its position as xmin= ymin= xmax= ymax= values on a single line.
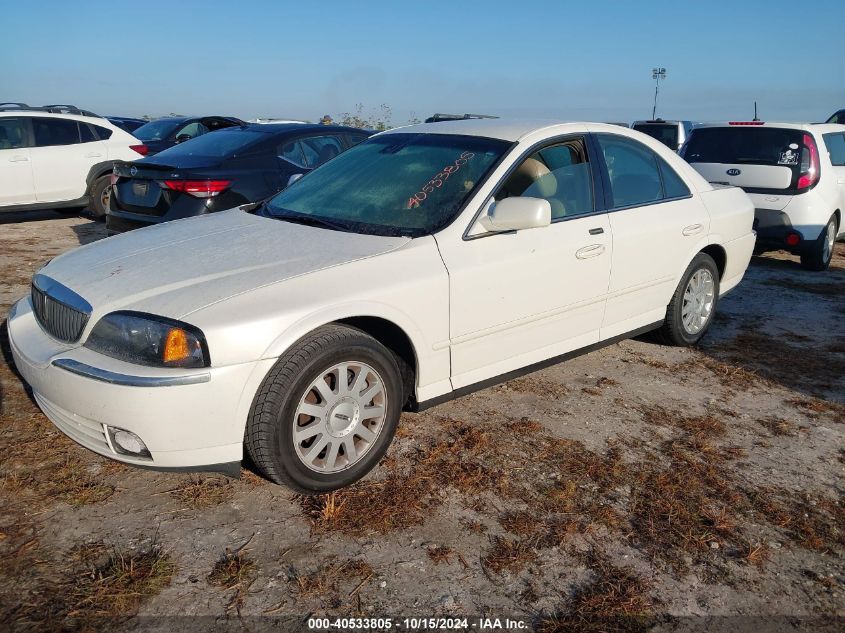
xmin=88 ymin=175 xmax=112 ymax=220
xmin=658 ymin=253 xmax=720 ymax=346
xmin=245 ymin=324 xmax=403 ymax=493
xmin=800 ymin=215 xmax=838 ymax=271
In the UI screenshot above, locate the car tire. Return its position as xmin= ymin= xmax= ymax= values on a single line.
xmin=88 ymin=175 xmax=112 ymax=220
xmin=800 ymin=215 xmax=838 ymax=272
xmin=657 ymin=252 xmax=720 ymax=347
xmin=245 ymin=324 xmax=403 ymax=493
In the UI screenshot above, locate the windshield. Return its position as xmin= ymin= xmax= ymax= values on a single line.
xmin=264 ymin=133 xmax=511 ymax=236
xmin=151 ymin=129 xmax=264 ymax=160
xmin=633 ymin=123 xmax=679 ymax=149
xmin=134 ymin=119 xmax=182 ymax=141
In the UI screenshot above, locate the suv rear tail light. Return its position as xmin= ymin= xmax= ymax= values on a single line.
xmin=162 ymin=179 xmax=232 ymax=198
xmin=785 ymin=232 xmax=801 ymax=247
xmin=797 ymin=133 xmax=819 ymax=191
xmin=728 ymin=121 xmax=765 ymax=126
xmin=130 ymin=144 xmax=149 ymax=156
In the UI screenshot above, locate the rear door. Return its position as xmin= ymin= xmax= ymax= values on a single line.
xmin=594 ymin=133 xmax=709 ymax=339
xmin=0 ymin=116 xmax=35 ymax=206
xmin=29 ymin=117 xmax=105 ymax=202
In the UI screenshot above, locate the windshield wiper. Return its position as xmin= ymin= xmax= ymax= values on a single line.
xmin=270 ymin=210 xmax=352 ymax=232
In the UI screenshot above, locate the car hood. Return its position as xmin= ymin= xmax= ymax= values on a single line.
xmin=40 ymin=209 xmax=410 ymax=320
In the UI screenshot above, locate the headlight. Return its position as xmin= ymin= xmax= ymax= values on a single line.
xmin=85 ymin=311 xmax=209 ymax=369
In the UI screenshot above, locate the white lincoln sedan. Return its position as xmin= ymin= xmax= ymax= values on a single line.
xmin=8 ymin=120 xmax=756 ymax=492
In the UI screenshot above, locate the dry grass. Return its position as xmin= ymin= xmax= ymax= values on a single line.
xmin=538 ymin=551 xmax=654 ymax=633
xmin=4 ymin=540 xmax=175 ymax=630
xmin=289 ymin=558 xmax=373 ymax=598
xmin=785 ymin=397 xmax=845 ymax=423
xmin=494 ymin=375 xmax=570 ymax=399
xmin=426 ymin=545 xmax=454 ymax=565
xmin=208 ymin=543 xmax=256 ymax=614
xmin=481 ymin=535 xmax=538 ymax=575
xmin=162 ymin=476 xmax=234 ymax=509
xmin=758 ymin=417 xmax=797 ymax=437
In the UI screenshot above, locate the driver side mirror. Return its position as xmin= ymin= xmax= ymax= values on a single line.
xmin=287 ymin=173 xmax=304 ymax=187
xmin=175 ymin=134 xmax=192 ymax=144
xmin=480 ymin=197 xmax=551 ymax=232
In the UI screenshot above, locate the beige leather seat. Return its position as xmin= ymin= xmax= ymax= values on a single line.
xmin=502 ymin=157 xmax=566 ymax=217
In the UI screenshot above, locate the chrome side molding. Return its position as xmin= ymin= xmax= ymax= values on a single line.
xmin=52 ymin=358 xmax=210 ymax=387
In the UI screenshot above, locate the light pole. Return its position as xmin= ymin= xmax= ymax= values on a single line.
xmin=652 ymin=67 xmax=666 ymax=120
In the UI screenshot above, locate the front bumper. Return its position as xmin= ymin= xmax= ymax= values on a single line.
xmin=7 ymin=297 xmax=271 ymax=471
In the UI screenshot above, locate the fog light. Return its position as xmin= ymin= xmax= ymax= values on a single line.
xmin=107 ymin=426 xmax=152 ymax=458
xmin=785 ymin=232 xmax=801 ymax=247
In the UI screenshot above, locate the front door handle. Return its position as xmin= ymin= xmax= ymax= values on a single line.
xmin=576 ymin=244 xmax=605 ymax=259
xmin=589 ymin=227 xmax=604 ymax=235
xmin=682 ymin=223 xmax=703 ymax=236
xmin=8 ymin=155 xmax=29 ymax=162
xmin=86 ymin=152 xmax=103 ymax=158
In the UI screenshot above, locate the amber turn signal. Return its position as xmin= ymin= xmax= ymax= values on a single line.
xmin=163 ymin=328 xmax=192 ymax=363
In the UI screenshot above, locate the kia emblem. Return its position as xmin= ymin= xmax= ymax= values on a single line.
xmin=726 ymin=168 xmax=741 ymax=176
xmin=130 ymin=166 xmax=138 ymax=177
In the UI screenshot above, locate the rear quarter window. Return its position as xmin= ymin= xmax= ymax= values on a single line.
xmin=823 ymin=133 xmax=845 ymax=166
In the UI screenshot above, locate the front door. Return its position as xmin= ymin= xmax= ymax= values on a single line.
xmin=0 ymin=116 xmax=35 ymax=206
xmin=437 ymin=136 xmax=613 ymax=389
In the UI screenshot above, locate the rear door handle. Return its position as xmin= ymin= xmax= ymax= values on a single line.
xmin=589 ymin=227 xmax=604 ymax=235
xmin=682 ymin=223 xmax=703 ymax=236
xmin=86 ymin=152 xmax=103 ymax=158
xmin=576 ymin=244 xmax=605 ymax=259
xmin=8 ymin=155 xmax=29 ymax=162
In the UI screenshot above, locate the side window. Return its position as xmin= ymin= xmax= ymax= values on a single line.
xmin=656 ymin=155 xmax=691 ymax=198
xmin=32 ymin=117 xmax=81 ymax=147
xmin=300 ymin=135 xmax=344 ymax=168
xmin=495 ymin=138 xmax=594 ymax=220
xmin=0 ymin=117 xmax=28 ymax=149
xmin=279 ymin=139 xmax=306 ymax=167
xmin=346 ymin=133 xmax=369 ymax=147
xmin=823 ymin=133 xmax=845 ymax=166
xmin=79 ymin=123 xmax=97 ymax=143
xmin=596 ymin=134 xmax=663 ymax=208
xmin=91 ymin=124 xmax=113 ymax=140
xmin=175 ymin=121 xmax=208 ymax=140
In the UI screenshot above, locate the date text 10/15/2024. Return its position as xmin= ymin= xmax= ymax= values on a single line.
xmin=307 ymin=617 xmax=528 ymax=630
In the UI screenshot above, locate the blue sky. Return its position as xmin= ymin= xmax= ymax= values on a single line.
xmin=3 ymin=0 xmax=843 ymax=125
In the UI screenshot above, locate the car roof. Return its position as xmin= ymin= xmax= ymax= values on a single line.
xmin=631 ymin=120 xmax=691 ymax=125
xmin=0 ymin=110 xmax=115 ymax=126
xmin=380 ymin=118 xmax=652 ymax=142
xmin=219 ymin=123 xmax=372 ymax=135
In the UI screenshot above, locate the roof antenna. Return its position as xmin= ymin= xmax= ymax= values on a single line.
xmin=752 ymin=101 xmax=760 ymax=122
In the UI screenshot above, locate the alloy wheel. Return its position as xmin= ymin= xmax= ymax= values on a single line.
xmin=292 ymin=361 xmax=387 ymax=473
xmin=681 ymin=269 xmax=715 ymax=335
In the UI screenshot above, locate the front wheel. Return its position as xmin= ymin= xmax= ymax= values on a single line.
xmin=245 ymin=324 xmax=403 ymax=493
xmin=800 ymin=215 xmax=838 ymax=272
xmin=658 ymin=252 xmax=720 ymax=346
xmin=88 ymin=175 xmax=112 ymax=220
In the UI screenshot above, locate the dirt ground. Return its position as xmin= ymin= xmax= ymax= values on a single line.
xmin=0 ymin=211 xmax=843 ymax=632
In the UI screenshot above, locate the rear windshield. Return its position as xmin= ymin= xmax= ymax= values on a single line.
xmin=152 ymin=129 xmax=264 ymax=160
xmin=683 ymin=127 xmax=805 ymax=167
xmin=133 ymin=119 xmax=181 ymax=141
xmin=632 ymin=123 xmax=678 ymax=149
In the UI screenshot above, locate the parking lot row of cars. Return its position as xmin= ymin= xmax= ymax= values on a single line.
xmin=1 ymin=103 xmax=843 ymax=271
xmin=3 ymin=101 xmax=845 ymax=491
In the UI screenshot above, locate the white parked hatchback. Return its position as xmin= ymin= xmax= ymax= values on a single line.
xmin=0 ymin=105 xmax=146 ymax=218
xmin=8 ymin=120 xmax=756 ymax=492
xmin=681 ymin=121 xmax=845 ymax=270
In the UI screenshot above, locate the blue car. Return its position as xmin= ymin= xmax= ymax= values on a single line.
xmin=132 ymin=115 xmax=244 ymax=155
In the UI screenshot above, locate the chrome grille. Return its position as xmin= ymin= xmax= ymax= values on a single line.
xmin=30 ymin=275 xmax=91 ymax=343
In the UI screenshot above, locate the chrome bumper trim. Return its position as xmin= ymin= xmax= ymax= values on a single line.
xmin=52 ymin=358 xmax=211 ymax=387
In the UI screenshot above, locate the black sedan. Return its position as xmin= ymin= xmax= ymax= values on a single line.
xmin=132 ymin=115 xmax=245 ymax=155
xmin=107 ymin=123 xmax=371 ymax=234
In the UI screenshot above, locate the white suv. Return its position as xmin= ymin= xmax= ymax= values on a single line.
xmin=0 ymin=105 xmax=146 ymax=218
xmin=682 ymin=121 xmax=845 ymax=270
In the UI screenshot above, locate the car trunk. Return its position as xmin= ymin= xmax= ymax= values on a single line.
xmin=111 ymin=158 xmax=222 ymax=217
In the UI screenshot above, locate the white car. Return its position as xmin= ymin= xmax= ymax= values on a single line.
xmin=8 ymin=120 xmax=756 ymax=492
xmin=0 ymin=105 xmax=146 ymax=218
xmin=682 ymin=121 xmax=845 ymax=270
